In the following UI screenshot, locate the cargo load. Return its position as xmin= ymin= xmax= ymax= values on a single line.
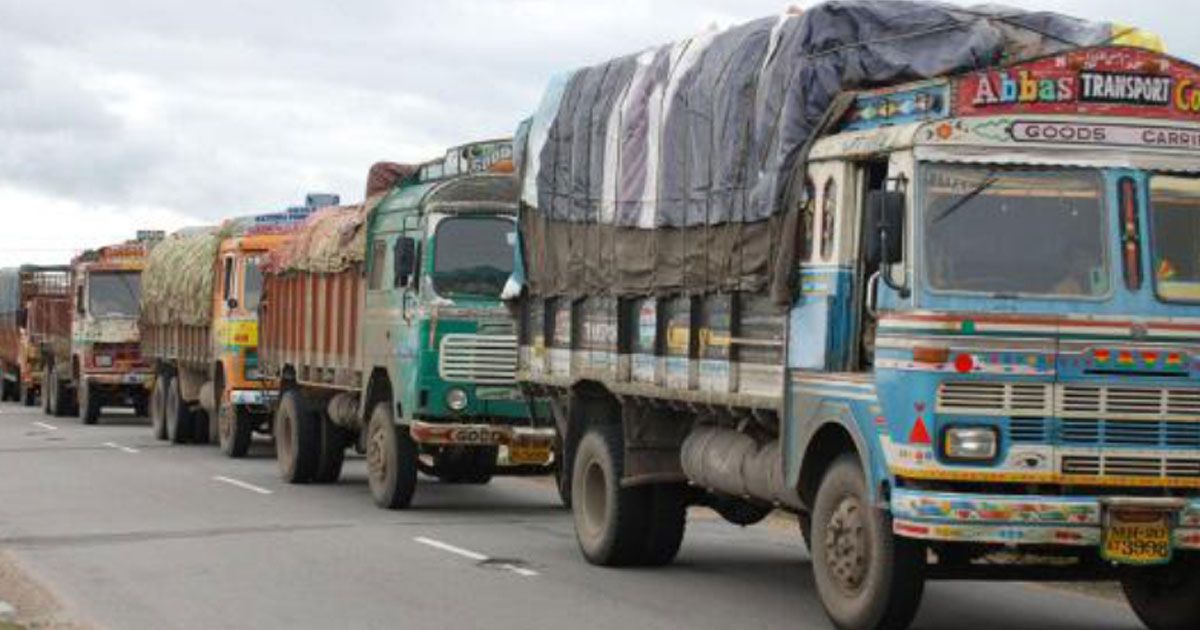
xmin=517 ymin=0 xmax=1122 ymax=301
xmin=140 ymin=227 xmax=223 ymax=328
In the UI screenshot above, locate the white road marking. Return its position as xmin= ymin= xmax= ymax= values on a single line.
xmin=103 ymin=441 xmax=140 ymax=454
xmin=32 ymin=421 xmax=58 ymax=431
xmin=212 ymin=476 xmax=273 ymax=495
xmin=413 ymin=536 xmax=539 ymax=577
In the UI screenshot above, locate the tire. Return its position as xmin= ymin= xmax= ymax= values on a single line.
xmin=133 ymin=392 xmax=150 ymax=418
xmin=553 ymin=440 xmax=572 ymax=508
xmin=811 ymin=455 xmax=925 ymax=630
xmin=312 ymin=413 xmax=348 ymax=484
xmin=217 ymin=403 xmax=253 ymax=458
xmin=365 ymin=402 xmax=417 ymax=510
xmin=165 ymin=377 xmax=194 ymax=444
xmin=637 ymin=482 xmax=688 ymax=567
xmin=571 ymin=422 xmax=654 ymax=566
xmin=1122 ymin=555 xmax=1200 ymax=630
xmin=150 ymin=375 xmax=169 ymax=441
xmin=42 ymin=367 xmax=52 ymax=414
xmin=275 ymin=390 xmax=319 ymax=483
xmin=20 ymin=382 xmax=37 ymax=407
xmin=433 ymin=446 xmax=497 ymax=485
xmin=192 ymin=410 xmax=212 ymax=445
xmin=78 ymin=380 xmax=101 ymax=425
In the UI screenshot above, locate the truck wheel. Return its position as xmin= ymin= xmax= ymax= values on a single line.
xmin=78 ymin=380 xmax=101 ymax=425
xmin=165 ymin=377 xmax=194 ymax=444
xmin=133 ymin=392 xmax=150 ymax=418
xmin=811 ymin=455 xmax=925 ymax=630
xmin=192 ymin=410 xmax=212 ymax=445
xmin=572 ymin=423 xmax=654 ymax=566
xmin=366 ymin=402 xmax=417 ymax=510
xmin=637 ymin=482 xmax=688 ymax=566
xmin=150 ymin=375 xmax=169 ymax=441
xmin=313 ymin=414 xmax=348 ymax=484
xmin=1122 ymin=555 xmax=1200 ymax=630
xmin=20 ymin=382 xmax=37 ymax=407
xmin=275 ymin=390 xmax=319 ymax=483
xmin=218 ymin=404 xmax=253 ymax=458
xmin=553 ymin=441 xmax=572 ymax=508
xmin=42 ymin=367 xmax=52 ymax=414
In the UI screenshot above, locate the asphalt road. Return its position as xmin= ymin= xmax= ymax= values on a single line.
xmin=0 ymin=401 xmax=1145 ymax=630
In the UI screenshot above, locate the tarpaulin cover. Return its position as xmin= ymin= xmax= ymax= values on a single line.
xmin=519 ymin=0 xmax=1115 ymax=300
xmin=140 ymin=227 xmax=222 ymax=327
xmin=265 ymin=162 xmax=415 ymax=275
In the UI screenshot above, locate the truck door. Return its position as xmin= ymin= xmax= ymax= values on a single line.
xmin=853 ymin=160 xmax=892 ymax=371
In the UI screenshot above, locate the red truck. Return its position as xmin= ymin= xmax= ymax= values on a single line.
xmin=0 ymin=266 xmax=72 ymax=407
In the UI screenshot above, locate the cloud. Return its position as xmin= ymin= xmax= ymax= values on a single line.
xmin=0 ymin=0 xmax=1196 ymax=265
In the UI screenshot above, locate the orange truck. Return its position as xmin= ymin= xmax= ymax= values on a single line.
xmin=44 ymin=233 xmax=161 ymax=422
xmin=0 ymin=266 xmax=71 ymax=406
xmin=141 ymin=203 xmax=325 ymax=456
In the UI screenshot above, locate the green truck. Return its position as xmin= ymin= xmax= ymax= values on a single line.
xmin=258 ymin=141 xmax=557 ymax=508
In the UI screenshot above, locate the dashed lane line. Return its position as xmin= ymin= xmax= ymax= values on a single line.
xmin=413 ymin=536 xmax=539 ymax=577
xmin=212 ymin=476 xmax=273 ymax=495
xmin=31 ymin=421 xmax=58 ymax=431
xmin=102 ymin=441 xmax=139 ymax=454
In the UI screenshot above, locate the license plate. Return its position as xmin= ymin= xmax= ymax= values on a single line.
xmin=1102 ymin=508 xmax=1174 ymax=566
xmin=508 ymin=445 xmax=551 ymax=465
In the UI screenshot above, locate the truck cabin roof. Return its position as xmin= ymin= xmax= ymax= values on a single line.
xmin=381 ymin=139 xmax=518 ymax=217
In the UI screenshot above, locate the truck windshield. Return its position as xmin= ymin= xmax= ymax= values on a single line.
xmin=243 ymin=257 xmax=264 ymax=311
xmin=922 ymin=165 xmax=1109 ymax=298
xmin=431 ymin=217 xmax=515 ymax=299
xmin=88 ymin=271 xmax=141 ymax=318
xmin=1151 ymin=176 xmax=1200 ymax=302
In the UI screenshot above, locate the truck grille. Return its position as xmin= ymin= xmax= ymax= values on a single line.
xmin=438 ymin=334 xmax=517 ymax=385
xmin=1061 ymin=454 xmax=1200 ymax=479
xmin=1061 ymin=419 xmax=1200 ymax=448
xmin=1058 ymin=386 xmax=1200 ymax=419
xmin=936 ymin=382 xmax=1052 ymax=415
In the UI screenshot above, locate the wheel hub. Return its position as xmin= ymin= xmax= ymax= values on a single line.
xmin=580 ymin=458 xmax=607 ymax=536
xmin=367 ymin=423 xmax=386 ymax=480
xmin=824 ymin=495 xmax=869 ymax=594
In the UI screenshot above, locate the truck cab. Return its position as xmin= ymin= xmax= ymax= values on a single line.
xmin=364 ymin=140 xmax=553 ymax=485
xmin=789 ymin=46 xmax=1200 ymax=627
xmin=60 ymin=235 xmax=159 ymax=423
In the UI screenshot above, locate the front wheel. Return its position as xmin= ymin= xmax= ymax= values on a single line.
xmin=1122 ymin=555 xmax=1200 ymax=630
xmin=365 ymin=402 xmax=417 ymax=510
xmin=218 ymin=403 xmax=254 ymax=458
xmin=811 ymin=455 xmax=925 ymax=630
xmin=78 ymin=380 xmax=100 ymax=425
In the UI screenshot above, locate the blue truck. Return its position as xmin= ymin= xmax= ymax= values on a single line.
xmin=513 ymin=8 xmax=1200 ymax=630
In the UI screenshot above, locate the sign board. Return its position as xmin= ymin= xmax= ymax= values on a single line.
xmin=955 ymin=47 xmax=1200 ymax=123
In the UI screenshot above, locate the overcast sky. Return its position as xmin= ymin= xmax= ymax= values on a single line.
xmin=1 ymin=0 xmax=1196 ymax=267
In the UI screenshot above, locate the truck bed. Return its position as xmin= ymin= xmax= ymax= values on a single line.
xmin=260 ymin=268 xmax=364 ymax=389
xmin=141 ymin=323 xmax=212 ymax=369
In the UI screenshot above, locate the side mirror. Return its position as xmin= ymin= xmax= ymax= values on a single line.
xmin=227 ymin=298 xmax=239 ymax=310
xmin=76 ymin=286 xmax=85 ymax=316
xmin=394 ymin=237 xmax=417 ymax=288
xmin=865 ymin=190 xmax=906 ymax=266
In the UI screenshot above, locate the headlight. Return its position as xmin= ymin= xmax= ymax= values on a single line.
xmin=94 ymin=354 xmax=113 ymax=368
xmin=445 ymin=388 xmax=469 ymax=411
xmin=942 ymin=426 xmax=998 ymax=462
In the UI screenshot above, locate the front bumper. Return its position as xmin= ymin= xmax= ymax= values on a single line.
xmin=86 ymin=371 xmax=153 ymax=388
xmin=409 ymin=420 xmax=556 ymax=450
xmin=229 ymin=389 xmax=277 ymax=407
xmin=892 ymin=488 xmax=1200 ymax=549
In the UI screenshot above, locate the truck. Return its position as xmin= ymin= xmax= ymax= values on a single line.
xmin=258 ymin=143 xmax=556 ymax=508
xmin=0 ymin=266 xmax=71 ymax=406
xmin=514 ymin=4 xmax=1199 ymax=630
xmin=141 ymin=203 xmax=322 ymax=455
xmin=46 ymin=234 xmax=160 ymax=422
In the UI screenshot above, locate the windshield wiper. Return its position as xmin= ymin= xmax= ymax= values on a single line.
xmin=933 ymin=172 xmax=999 ymax=224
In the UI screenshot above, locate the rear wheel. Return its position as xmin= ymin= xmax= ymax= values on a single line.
xmin=78 ymin=380 xmax=101 ymax=425
xmin=312 ymin=413 xmax=348 ymax=484
xmin=165 ymin=377 xmax=193 ymax=444
xmin=150 ymin=375 xmax=169 ymax=441
xmin=365 ymin=402 xmax=417 ymax=510
xmin=20 ymin=381 xmax=37 ymax=407
xmin=192 ymin=410 xmax=212 ymax=445
xmin=1122 ymin=555 xmax=1200 ymax=630
xmin=811 ymin=455 xmax=925 ymax=630
xmin=217 ymin=402 xmax=254 ymax=458
xmin=572 ymin=423 xmax=654 ymax=566
xmin=41 ymin=367 xmax=52 ymax=414
xmin=275 ymin=390 xmax=319 ymax=483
